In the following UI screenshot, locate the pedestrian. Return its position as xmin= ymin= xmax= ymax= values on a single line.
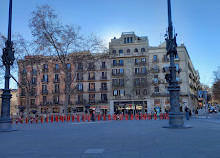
xmin=185 ymin=106 xmax=190 ymax=120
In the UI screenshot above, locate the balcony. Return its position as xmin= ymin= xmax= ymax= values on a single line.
xmin=98 ymin=99 xmax=108 ymax=103
xmin=53 ymin=79 xmax=60 ymax=83
xmin=20 ymin=93 xmax=26 ymax=97
xmin=76 ymin=88 xmax=83 ymax=92
xmin=52 ymin=90 xmax=60 ymax=94
xmin=41 ymin=79 xmax=49 ymax=83
xmin=112 ymin=84 xmax=124 ymax=88
xmin=41 ymin=90 xmax=48 ymax=95
xmin=112 ymin=63 xmax=124 ymax=67
xmin=151 ymin=68 xmax=160 ymax=73
xmin=100 ymin=76 xmax=107 ymax=80
xmin=134 ymin=72 xmax=147 ymax=76
xmin=42 ymin=68 xmax=48 ymax=73
xmin=88 ymin=77 xmax=95 ymax=81
xmin=75 ymin=101 xmax=84 ymax=105
xmin=152 ymin=59 xmax=159 ymax=63
xmin=88 ymin=88 xmax=96 ymax=92
xmin=151 ymin=92 xmax=169 ymax=97
xmin=100 ymin=65 xmax=107 ymax=70
xmin=53 ymin=68 xmax=60 ymax=73
xmin=77 ymin=66 xmax=83 ymax=71
xmin=76 ymin=77 xmax=83 ymax=81
xmin=88 ymin=66 xmax=95 ymax=71
xmin=112 ymin=73 xmax=124 ymax=77
xmin=135 ymin=62 xmax=146 ymax=66
xmin=30 ymin=92 xmax=37 ymax=96
xmin=100 ymin=87 xmax=108 ymax=92
xmin=89 ymin=100 xmax=96 ymax=104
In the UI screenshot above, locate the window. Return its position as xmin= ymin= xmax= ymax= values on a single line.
xmin=154 ymin=75 xmax=159 ymax=83
xmin=89 ymin=94 xmax=95 ymax=103
xmin=78 ymin=83 xmax=83 ymax=91
xmin=112 ymin=79 xmax=118 ymax=86
xmin=119 ymin=69 xmax=124 ymax=74
xmin=101 ymin=62 xmax=106 ymax=68
xmin=43 ymin=96 xmax=47 ymax=103
xmin=55 ymin=74 xmax=59 ymax=82
xmin=136 ymin=89 xmax=141 ymax=95
xmin=31 ymin=88 xmax=36 ymax=95
xmin=78 ymin=95 xmax=83 ymax=102
xmin=153 ymin=55 xmax=158 ymax=62
xmin=101 ymin=82 xmax=107 ymax=90
xmin=32 ymin=77 xmax=37 ymax=84
xmin=31 ymin=99 xmax=35 ymax=105
xmin=112 ymin=69 xmax=117 ymax=75
xmin=130 ymin=37 xmax=133 ymax=43
xmin=175 ymin=64 xmax=179 ymax=71
xmin=89 ymin=83 xmax=95 ymax=91
xmin=135 ymin=68 xmax=140 ymax=74
xmin=127 ymin=37 xmax=130 ymax=43
xmin=101 ymin=94 xmax=108 ymax=101
xmin=141 ymin=48 xmax=145 ymax=52
xmin=134 ymin=48 xmax=138 ymax=52
xmin=135 ymin=59 xmax=139 ymax=65
xmin=23 ymin=68 xmax=27 ymax=73
xmin=67 ymin=64 xmax=71 ymax=69
xmin=141 ymin=78 xmax=147 ymax=84
xmin=141 ymin=67 xmax=147 ymax=74
xmin=55 ymin=64 xmax=59 ymax=69
xmin=89 ymin=72 xmax=95 ymax=80
xmin=77 ymin=73 xmax=83 ymax=80
xmin=101 ymin=72 xmax=107 ymax=79
xmin=134 ymin=78 xmax=140 ymax=86
xmin=54 ymin=84 xmax=59 ymax=92
xmin=124 ymin=38 xmax=126 ymax=44
xmin=154 ymin=86 xmax=159 ymax=93
xmin=127 ymin=49 xmax=130 ymax=53
xmin=119 ymin=50 xmax=123 ymax=53
xmin=112 ymin=50 xmax=116 ymax=54
xmin=113 ymin=90 xmax=118 ymax=96
xmin=43 ymin=74 xmax=48 ymax=82
xmin=119 ymin=60 xmax=124 ymax=66
xmin=165 ymin=86 xmax=169 ymax=94
xmin=141 ymin=58 xmax=146 ymax=63
xmin=143 ymin=89 xmax=147 ymax=95
xmin=119 ymin=79 xmax=124 ymax=86
xmin=43 ymin=64 xmax=48 ymax=71
xmin=78 ymin=62 xmax=83 ymax=70
xmin=42 ymin=85 xmax=47 ymax=91
xmin=54 ymin=96 xmax=59 ymax=104
xmin=32 ymin=69 xmax=37 ymax=75
xmin=153 ymin=65 xmax=158 ymax=70
xmin=113 ymin=60 xmax=117 ymax=66
xmin=120 ymin=90 xmax=125 ymax=96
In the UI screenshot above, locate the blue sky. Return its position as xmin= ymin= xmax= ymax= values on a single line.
xmin=0 ymin=0 xmax=220 ymax=88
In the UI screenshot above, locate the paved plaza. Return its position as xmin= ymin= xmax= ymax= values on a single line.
xmin=0 ymin=117 xmax=220 ymax=158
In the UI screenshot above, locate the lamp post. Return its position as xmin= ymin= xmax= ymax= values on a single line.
xmin=0 ymin=0 xmax=16 ymax=132
xmin=164 ymin=0 xmax=190 ymax=128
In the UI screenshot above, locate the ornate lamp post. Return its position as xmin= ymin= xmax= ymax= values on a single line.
xmin=0 ymin=0 xmax=16 ymax=132
xmin=164 ymin=0 xmax=190 ymax=128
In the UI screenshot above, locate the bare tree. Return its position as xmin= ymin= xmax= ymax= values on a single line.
xmin=29 ymin=5 xmax=105 ymax=115
xmin=213 ymin=66 xmax=220 ymax=104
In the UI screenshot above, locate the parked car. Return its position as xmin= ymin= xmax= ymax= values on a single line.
xmin=209 ymin=107 xmax=218 ymax=113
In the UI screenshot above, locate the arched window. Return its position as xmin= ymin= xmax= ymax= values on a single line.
xmin=134 ymin=48 xmax=138 ymax=52
xmin=141 ymin=48 xmax=145 ymax=52
xmin=127 ymin=49 xmax=130 ymax=53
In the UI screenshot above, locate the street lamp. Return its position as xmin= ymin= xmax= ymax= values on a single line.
xmin=163 ymin=0 xmax=190 ymax=128
xmin=0 ymin=0 xmax=16 ymax=132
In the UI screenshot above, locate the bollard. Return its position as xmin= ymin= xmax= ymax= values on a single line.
xmin=16 ymin=119 xmax=18 ymax=124
xmin=26 ymin=117 xmax=28 ymax=124
xmin=51 ymin=115 xmax=54 ymax=123
xmin=131 ymin=114 xmax=134 ymax=120
xmin=159 ymin=113 xmax=163 ymax=120
xmin=103 ymin=115 xmax=106 ymax=121
xmin=72 ymin=115 xmax=75 ymax=122
xmin=88 ymin=115 xmax=91 ymax=121
xmin=77 ymin=115 xmax=80 ymax=122
xmin=98 ymin=115 xmax=101 ymax=121
xmin=46 ymin=117 xmax=49 ymax=123
xmin=154 ymin=114 xmax=157 ymax=120
xmin=12 ymin=118 xmax=13 ymax=124
xmin=125 ymin=114 xmax=128 ymax=120
xmin=108 ymin=114 xmax=111 ymax=121
xmin=82 ymin=115 xmax=85 ymax=122
xmin=41 ymin=117 xmax=43 ymax=123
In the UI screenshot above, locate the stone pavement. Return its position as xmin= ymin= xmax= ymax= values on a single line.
xmin=0 ymin=118 xmax=220 ymax=158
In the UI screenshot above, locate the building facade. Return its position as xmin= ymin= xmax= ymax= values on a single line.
xmin=18 ymin=32 xmax=201 ymax=115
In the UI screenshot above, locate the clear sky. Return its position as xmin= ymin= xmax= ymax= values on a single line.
xmin=0 ymin=0 xmax=220 ymax=88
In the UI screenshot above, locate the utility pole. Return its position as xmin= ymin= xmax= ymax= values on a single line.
xmin=0 ymin=0 xmax=16 ymax=132
xmin=164 ymin=0 xmax=189 ymax=128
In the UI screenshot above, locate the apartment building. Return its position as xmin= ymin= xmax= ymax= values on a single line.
xmin=18 ymin=52 xmax=110 ymax=115
xmin=109 ymin=32 xmax=201 ymax=114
